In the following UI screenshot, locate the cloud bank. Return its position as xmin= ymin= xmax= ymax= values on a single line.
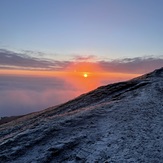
xmin=99 ymin=57 xmax=163 ymax=74
xmin=1 ymin=49 xmax=163 ymax=74
xmin=0 ymin=49 xmax=70 ymax=70
xmin=0 ymin=76 xmax=81 ymax=117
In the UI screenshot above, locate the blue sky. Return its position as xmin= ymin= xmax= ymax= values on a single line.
xmin=1 ymin=0 xmax=163 ymax=59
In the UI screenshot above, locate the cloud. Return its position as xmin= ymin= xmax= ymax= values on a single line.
xmin=0 ymin=89 xmax=80 ymax=117
xmin=99 ymin=56 xmax=163 ymax=74
xmin=0 ymin=73 xmax=137 ymax=117
xmin=21 ymin=50 xmax=45 ymax=57
xmin=0 ymin=49 xmax=70 ymax=70
xmin=1 ymin=49 xmax=163 ymax=74
xmin=0 ymin=75 xmax=81 ymax=117
xmin=73 ymin=55 xmax=97 ymax=62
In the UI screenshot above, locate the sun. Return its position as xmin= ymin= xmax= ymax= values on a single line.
xmin=83 ymin=73 xmax=88 ymax=78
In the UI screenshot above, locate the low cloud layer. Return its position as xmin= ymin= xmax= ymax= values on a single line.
xmin=0 ymin=74 xmax=136 ymax=117
xmin=0 ymin=76 xmax=82 ymax=117
xmin=0 ymin=49 xmax=163 ymax=74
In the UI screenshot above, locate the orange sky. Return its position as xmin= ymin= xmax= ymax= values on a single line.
xmin=0 ymin=62 xmax=143 ymax=116
xmin=0 ymin=62 xmax=141 ymax=92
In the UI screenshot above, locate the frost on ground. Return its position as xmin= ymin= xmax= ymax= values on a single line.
xmin=0 ymin=67 xmax=163 ymax=163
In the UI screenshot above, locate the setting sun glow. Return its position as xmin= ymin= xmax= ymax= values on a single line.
xmin=0 ymin=62 xmax=141 ymax=93
xmin=83 ymin=73 xmax=88 ymax=78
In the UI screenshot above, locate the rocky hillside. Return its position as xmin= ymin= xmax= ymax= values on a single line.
xmin=0 ymin=67 xmax=163 ymax=163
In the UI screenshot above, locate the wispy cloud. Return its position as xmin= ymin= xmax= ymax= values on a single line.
xmin=73 ymin=55 xmax=98 ymax=62
xmin=1 ymin=49 xmax=163 ymax=74
xmin=0 ymin=75 xmax=81 ymax=117
xmin=99 ymin=56 xmax=163 ymax=74
xmin=0 ymin=49 xmax=70 ymax=70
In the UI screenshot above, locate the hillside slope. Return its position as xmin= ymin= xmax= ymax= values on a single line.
xmin=0 ymin=67 xmax=163 ymax=163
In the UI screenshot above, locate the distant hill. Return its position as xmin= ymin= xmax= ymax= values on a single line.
xmin=0 ymin=67 xmax=163 ymax=163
